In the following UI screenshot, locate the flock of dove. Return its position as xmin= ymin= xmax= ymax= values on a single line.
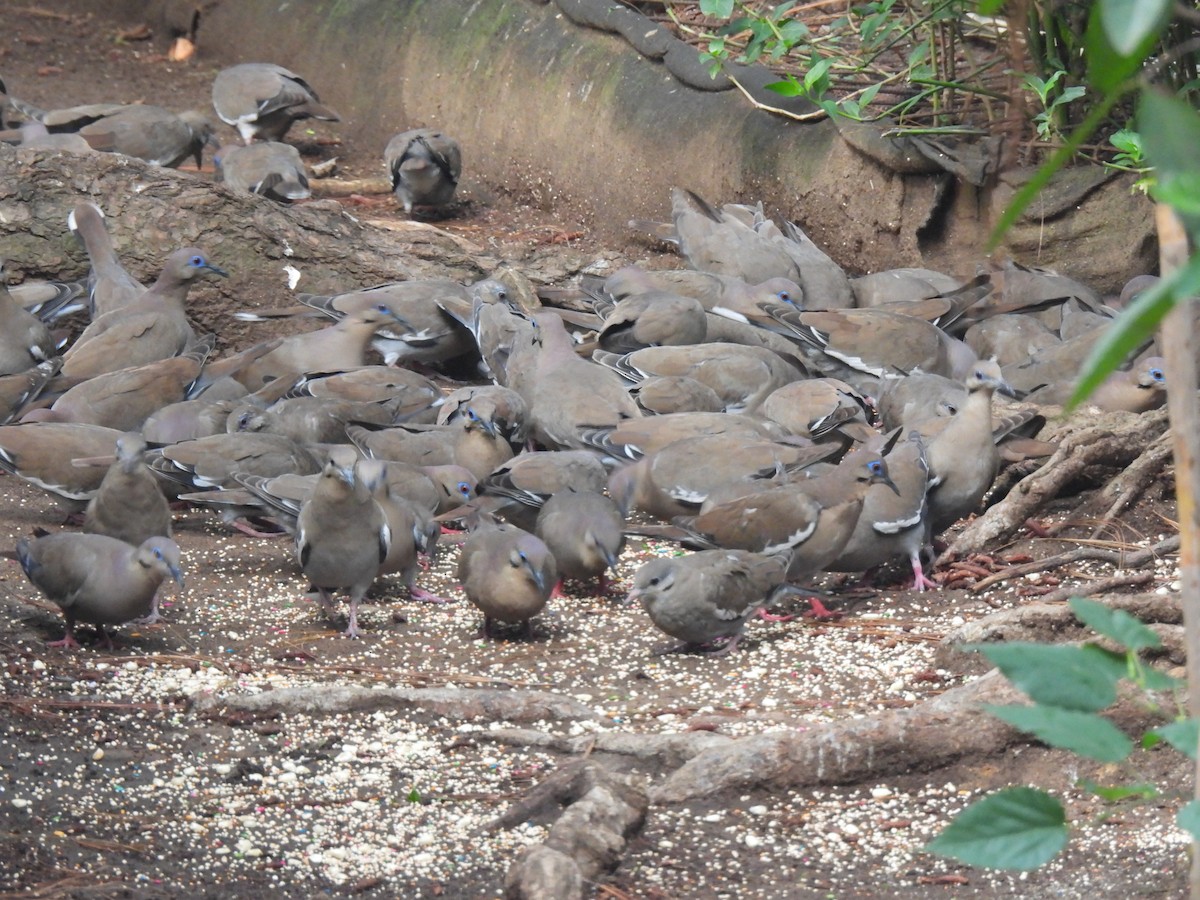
xmin=0 ymin=60 xmax=1168 ymax=655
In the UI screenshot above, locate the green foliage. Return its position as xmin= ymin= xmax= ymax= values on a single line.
xmin=930 ymin=597 xmax=1191 ymax=870
xmin=925 ymin=788 xmax=1068 ymax=870
xmin=983 ymin=705 xmax=1134 ymax=762
xmin=970 ymin=642 xmax=1126 ymax=712
xmin=1022 ymin=71 xmax=1087 ymax=143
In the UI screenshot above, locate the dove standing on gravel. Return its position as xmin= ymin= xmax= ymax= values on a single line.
xmin=627 ymin=550 xmax=792 ymax=655
xmin=385 ymin=128 xmax=462 ymax=214
xmin=16 ymin=531 xmax=183 ymax=649
xmin=458 ymin=520 xmax=556 ymax=639
xmin=295 ymin=449 xmax=390 ymax=639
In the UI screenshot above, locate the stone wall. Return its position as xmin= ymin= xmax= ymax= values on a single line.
xmin=159 ymin=0 xmax=1154 ymax=290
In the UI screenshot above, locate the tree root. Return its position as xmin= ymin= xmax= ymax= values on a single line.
xmin=499 ymin=762 xmax=648 ymax=900
xmin=189 ymin=684 xmax=598 ymax=725
xmin=1087 ymin=431 xmax=1175 ymax=537
xmin=935 ymin=591 xmax=1184 ymax=672
xmin=969 ymin=535 xmax=1179 ymax=592
xmin=649 ymin=670 xmax=1026 ymax=803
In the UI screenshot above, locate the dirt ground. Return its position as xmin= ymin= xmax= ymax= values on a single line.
xmin=0 ymin=2 xmax=1192 ymax=898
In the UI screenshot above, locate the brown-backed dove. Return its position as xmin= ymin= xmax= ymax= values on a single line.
xmin=384 ymin=128 xmax=462 ymax=214
xmin=627 ymin=549 xmax=791 ymax=655
xmin=16 ymin=530 xmax=182 ymax=649
xmin=212 ymin=63 xmax=339 ymax=144
xmin=295 ymin=449 xmax=389 ymax=638
xmin=458 ymin=520 xmax=557 ymax=639
xmin=218 ymin=141 xmax=310 ymax=201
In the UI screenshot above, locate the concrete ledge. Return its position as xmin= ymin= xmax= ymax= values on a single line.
xmin=166 ymin=0 xmax=1152 ymax=289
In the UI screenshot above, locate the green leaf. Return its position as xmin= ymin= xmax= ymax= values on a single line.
xmin=859 ymin=82 xmax=882 ymax=107
xmin=1069 ymin=597 xmax=1161 ymax=651
xmin=700 ymin=0 xmax=735 ymax=18
xmin=1085 ymin=5 xmax=1156 ymax=93
xmin=406 ymin=788 xmax=421 ymax=803
xmin=1138 ymin=666 xmax=1184 ymax=692
xmin=804 ymin=57 xmax=833 ymax=93
xmin=1099 ymin=0 xmax=1171 ymax=57
xmin=970 ymin=643 xmax=1126 ymax=711
xmin=977 ymin=0 xmax=1004 ymax=14
xmin=1148 ymin=719 xmax=1200 ymax=760
xmin=1079 ymin=779 xmax=1158 ymax=802
xmin=984 ymin=704 xmax=1133 ymax=762
xmin=1109 ymin=128 xmax=1142 ymax=156
xmin=1178 ymin=800 xmax=1200 ymax=841
xmin=1067 ymin=255 xmax=1200 ymax=408
xmin=778 ymin=19 xmax=808 ymax=45
xmin=1051 ymin=85 xmax=1088 ymax=108
xmin=1153 ymin=173 xmax=1200 ymax=216
xmin=926 ymin=788 xmax=1068 ymax=870
xmin=765 ymin=77 xmax=802 ymax=98
xmin=1142 ymin=89 xmax=1200 ymax=236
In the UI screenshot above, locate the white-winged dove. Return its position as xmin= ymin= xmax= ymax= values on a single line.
xmin=534 ymin=489 xmax=625 ymax=594
xmin=147 ymin=431 xmax=322 ymax=494
xmin=457 ymin=519 xmax=557 ymax=639
xmin=476 ymin=449 xmax=609 ymax=531
xmin=212 ymin=63 xmax=339 ymax=144
xmin=384 ymin=129 xmax=462 ymax=214
xmin=602 ymin=266 xmax=802 ymax=315
xmin=356 ymin=459 xmax=446 ymax=604
xmin=232 ymin=304 xmax=411 ymax=390
xmin=286 ymin=366 xmax=441 ymax=407
xmin=632 ymin=375 xmax=725 ymax=415
xmin=285 ymin=279 xmax=475 ymax=367
xmin=347 ymin=413 xmax=513 ymax=484
xmin=828 ymin=432 xmax=936 ymax=590
xmin=294 ymin=449 xmax=389 ymax=638
xmin=670 ymin=188 xmax=802 ymax=284
xmin=23 ymin=335 xmax=214 ymax=430
xmin=77 ymin=106 xmax=216 ymax=167
xmin=850 ymin=267 xmax=962 ymax=307
xmin=627 ymin=549 xmax=791 ymax=655
xmin=438 ymin=279 xmax=536 ymax=386
xmin=16 ymin=530 xmax=182 ymax=649
xmin=437 ymin=385 xmax=528 ymax=450
xmin=677 ymin=444 xmax=898 ymax=584
xmin=876 ymin=372 xmax=964 ymax=432
xmin=594 ymin=341 xmax=803 ymax=413
xmin=142 ymin=397 xmax=241 ymax=444
xmin=518 ymin=311 xmax=642 ymax=451
xmin=0 ymin=277 xmax=55 ymax=376
xmin=217 ymin=141 xmax=310 ymax=201
xmin=584 ymin=410 xmax=788 ymax=462
xmin=0 ymin=422 xmax=123 ymax=510
xmin=771 ymin=219 xmax=855 ymax=310
xmin=608 ymin=432 xmax=835 ymax=522
xmin=921 ymin=359 xmax=1013 ymax=533
xmin=963 ymin=313 xmax=1060 ymax=369
xmin=224 ymin=393 xmax=411 ymax=446
xmin=767 ymin=305 xmax=976 ymax=396
xmin=759 ymin=378 xmax=874 ymax=444
xmin=0 ymin=358 xmax=61 ymax=425
xmin=594 ymin=290 xmax=708 ymax=352
xmin=61 ymin=248 xmax=226 ymax=383
xmin=1088 ymin=356 xmax=1167 ymax=413
xmin=66 ymin=202 xmax=146 ymax=320
xmin=12 ymin=100 xmax=216 ymax=167
xmin=82 ymin=432 xmax=172 ymax=547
